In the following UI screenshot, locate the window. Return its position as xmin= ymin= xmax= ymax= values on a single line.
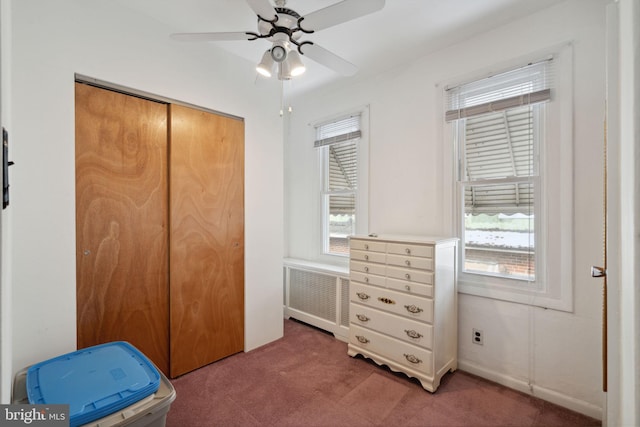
xmin=446 ymin=52 xmax=573 ymax=311
xmin=315 ymin=113 xmax=361 ymax=256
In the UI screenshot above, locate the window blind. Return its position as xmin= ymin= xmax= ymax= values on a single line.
xmin=445 ymin=59 xmax=553 ymax=122
xmin=314 ymin=114 xmax=361 ymax=148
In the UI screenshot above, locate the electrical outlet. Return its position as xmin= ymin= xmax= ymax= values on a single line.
xmin=472 ymin=328 xmax=483 ymax=345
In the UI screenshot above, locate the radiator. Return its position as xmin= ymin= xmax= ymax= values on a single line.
xmin=283 ymin=258 xmax=350 ymax=341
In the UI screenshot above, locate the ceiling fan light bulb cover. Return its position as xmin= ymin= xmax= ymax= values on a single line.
xmin=256 ymin=65 xmax=272 ymax=77
xmin=256 ymin=50 xmax=274 ymax=77
xmin=290 ymin=65 xmax=306 ymax=77
xmin=287 ymin=50 xmax=306 ymax=76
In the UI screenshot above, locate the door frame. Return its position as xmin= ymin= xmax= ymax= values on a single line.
xmin=605 ymin=1 xmax=640 ymax=425
xmin=75 ymin=74 xmax=243 ymax=121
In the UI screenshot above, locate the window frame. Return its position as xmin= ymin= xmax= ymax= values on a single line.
xmin=444 ymin=45 xmax=573 ymax=312
xmin=315 ymin=107 xmax=369 ymax=260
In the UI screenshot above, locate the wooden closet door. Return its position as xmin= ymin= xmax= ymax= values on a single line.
xmin=75 ymin=83 xmax=170 ymax=375
xmin=169 ymin=104 xmax=244 ymax=377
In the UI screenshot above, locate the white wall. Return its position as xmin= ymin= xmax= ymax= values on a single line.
xmin=285 ymin=0 xmax=606 ymax=418
xmin=0 ymin=0 xmax=13 ymax=404
xmin=7 ymin=0 xmax=284 ymax=386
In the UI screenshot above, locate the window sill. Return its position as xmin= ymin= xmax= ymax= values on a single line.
xmin=458 ymin=278 xmax=573 ymax=312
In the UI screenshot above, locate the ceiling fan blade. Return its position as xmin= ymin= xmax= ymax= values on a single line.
xmin=246 ymin=0 xmax=277 ymax=21
xmin=299 ymin=43 xmax=358 ymax=76
xmin=170 ymin=32 xmax=256 ymax=42
xmin=299 ymin=0 xmax=385 ymax=32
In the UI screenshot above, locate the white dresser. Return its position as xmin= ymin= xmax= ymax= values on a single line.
xmin=347 ymin=234 xmax=458 ymax=392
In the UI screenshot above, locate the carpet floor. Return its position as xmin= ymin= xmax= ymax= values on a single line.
xmin=166 ymin=319 xmax=601 ymax=427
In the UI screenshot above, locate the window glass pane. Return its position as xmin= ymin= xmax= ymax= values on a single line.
xmin=465 ymin=181 xmax=534 ymax=215
xmin=459 ymin=102 xmax=538 ymax=282
xmin=463 ymin=188 xmax=535 ymax=281
xmin=464 ymin=106 xmax=535 ymax=181
xmin=328 ymin=194 xmax=355 ymax=255
xmin=328 ymin=140 xmax=358 ymax=191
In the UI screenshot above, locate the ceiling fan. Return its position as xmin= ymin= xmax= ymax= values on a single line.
xmin=171 ymin=0 xmax=385 ymax=80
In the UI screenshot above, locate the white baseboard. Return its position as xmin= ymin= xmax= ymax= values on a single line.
xmin=458 ymin=359 xmax=603 ymax=421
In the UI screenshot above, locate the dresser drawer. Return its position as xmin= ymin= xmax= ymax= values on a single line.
xmin=350 ymin=260 xmax=386 ymax=276
xmin=386 ymin=266 xmax=434 ymax=284
xmin=350 ymin=239 xmax=386 ymax=253
xmin=386 ymin=277 xmax=433 ymax=298
xmin=351 ymin=283 xmax=434 ymax=323
xmin=350 ymin=270 xmax=386 ymax=287
xmin=350 ymin=324 xmax=434 ymax=376
xmin=387 ymin=243 xmax=433 ymax=258
xmin=386 ymin=254 xmax=434 ymax=271
xmin=350 ymin=304 xmax=434 ymax=350
xmin=351 ymin=249 xmax=386 ymax=264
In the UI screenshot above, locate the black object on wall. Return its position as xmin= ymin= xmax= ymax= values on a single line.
xmin=3 ymin=127 xmax=14 ymax=209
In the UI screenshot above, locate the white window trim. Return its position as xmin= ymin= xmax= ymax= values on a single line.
xmin=314 ymin=106 xmax=370 ymax=262
xmin=443 ymin=43 xmax=574 ymax=312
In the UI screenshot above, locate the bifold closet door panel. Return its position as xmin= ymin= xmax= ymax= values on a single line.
xmin=169 ymin=104 xmax=245 ymax=378
xmin=75 ymin=83 xmax=170 ymax=375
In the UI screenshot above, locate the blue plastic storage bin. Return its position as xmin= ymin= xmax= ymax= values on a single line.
xmin=26 ymin=341 xmax=161 ymax=427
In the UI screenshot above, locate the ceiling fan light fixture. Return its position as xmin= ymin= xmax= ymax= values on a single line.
xmin=256 ymin=49 xmax=275 ymax=77
xmin=287 ymin=50 xmax=306 ymax=77
xmin=173 ymin=0 xmax=388 ymax=82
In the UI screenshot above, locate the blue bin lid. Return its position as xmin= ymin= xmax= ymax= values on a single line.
xmin=26 ymin=341 xmax=161 ymax=427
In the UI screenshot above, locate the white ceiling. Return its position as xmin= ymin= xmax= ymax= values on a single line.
xmin=115 ymin=0 xmax=567 ymax=96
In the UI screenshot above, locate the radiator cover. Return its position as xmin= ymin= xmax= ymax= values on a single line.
xmin=283 ymin=259 xmax=349 ymax=341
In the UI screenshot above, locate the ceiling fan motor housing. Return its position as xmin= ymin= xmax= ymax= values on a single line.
xmin=258 ymin=7 xmax=303 ymax=44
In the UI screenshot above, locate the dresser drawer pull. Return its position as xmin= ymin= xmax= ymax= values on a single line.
xmin=364 ymin=266 xmax=369 ymax=272
xmin=405 ymin=248 xmax=411 ymax=254
xmin=405 ymin=285 xmax=411 ymax=291
xmin=378 ymin=297 xmax=395 ymax=305
xmin=364 ymin=244 xmax=369 ymax=250
xmin=405 ymin=329 xmax=423 ymax=339
xmin=404 ymin=304 xmax=423 ymax=314
xmin=405 ymin=273 xmax=411 ymax=280
xmin=403 ymin=354 xmax=422 ymax=364
xmin=356 ymin=314 xmax=370 ymax=322
xmin=364 ymin=254 xmax=369 ymax=260
xmin=356 ymin=335 xmax=370 ymax=344
xmin=356 ymin=292 xmax=370 ymax=301
xmin=364 ymin=277 xmax=369 ymax=283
